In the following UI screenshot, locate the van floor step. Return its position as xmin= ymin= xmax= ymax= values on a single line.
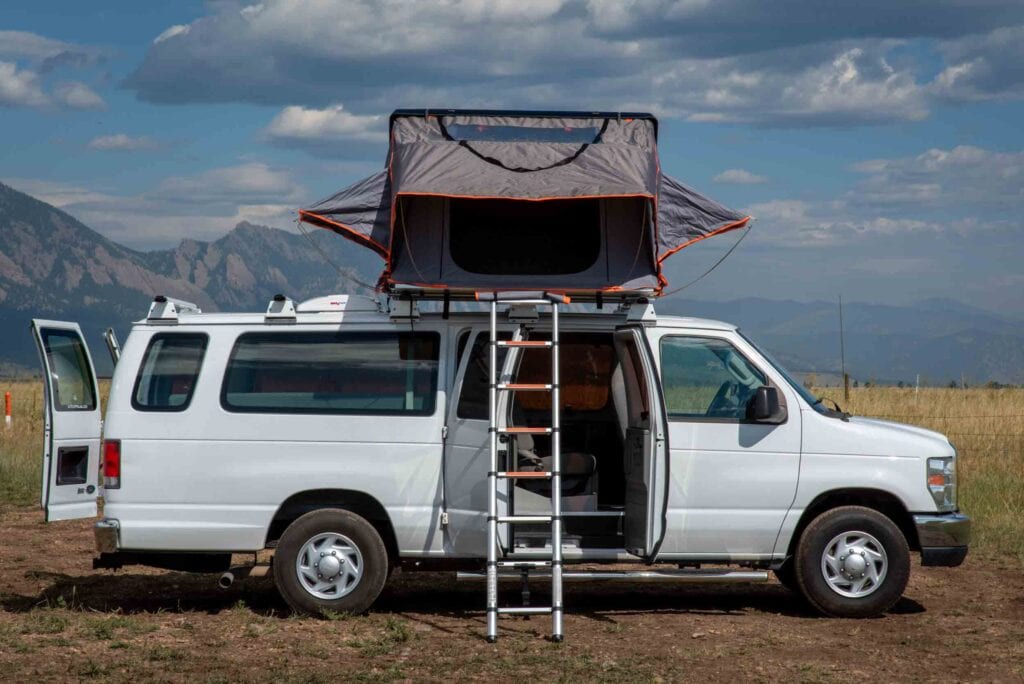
xmin=458 ymin=569 xmax=769 ymax=583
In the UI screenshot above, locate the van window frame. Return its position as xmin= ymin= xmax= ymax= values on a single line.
xmin=658 ymin=334 xmax=781 ymax=425
xmin=131 ymin=332 xmax=209 ymax=413
xmin=219 ymin=330 xmax=441 ymax=417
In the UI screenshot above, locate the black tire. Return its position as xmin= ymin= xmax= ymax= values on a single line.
xmin=773 ymin=558 xmax=798 ymax=592
xmin=273 ymin=508 xmax=389 ymax=616
xmin=794 ymin=505 xmax=910 ymax=618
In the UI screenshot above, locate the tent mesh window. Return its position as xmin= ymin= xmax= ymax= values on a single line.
xmin=448 ymin=198 xmax=602 ymax=275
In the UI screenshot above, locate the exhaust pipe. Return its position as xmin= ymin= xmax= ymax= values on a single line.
xmin=217 ymin=564 xmax=269 ymax=589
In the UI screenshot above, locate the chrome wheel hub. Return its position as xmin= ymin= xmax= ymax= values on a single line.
xmin=821 ymin=530 xmax=887 ymax=598
xmin=295 ymin=532 xmax=363 ymax=600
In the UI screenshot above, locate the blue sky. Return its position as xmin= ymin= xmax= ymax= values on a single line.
xmin=1 ymin=1 xmax=1023 ymax=314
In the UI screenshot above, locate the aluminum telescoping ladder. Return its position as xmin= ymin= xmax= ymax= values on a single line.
xmin=481 ymin=291 xmax=567 ymax=643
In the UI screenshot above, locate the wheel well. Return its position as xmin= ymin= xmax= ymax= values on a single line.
xmin=786 ymin=488 xmax=920 ymax=558
xmin=266 ymin=489 xmax=399 ymax=564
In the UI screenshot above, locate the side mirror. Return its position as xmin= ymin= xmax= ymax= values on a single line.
xmin=747 ymin=386 xmax=786 ymax=423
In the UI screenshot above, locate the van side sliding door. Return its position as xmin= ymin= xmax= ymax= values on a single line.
xmin=30 ymin=320 xmax=102 ymax=521
xmin=613 ymin=326 xmax=668 ymax=560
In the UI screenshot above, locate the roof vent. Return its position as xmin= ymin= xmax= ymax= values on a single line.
xmin=147 ymin=296 xmax=201 ymax=324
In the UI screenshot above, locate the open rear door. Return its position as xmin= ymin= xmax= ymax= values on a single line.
xmin=613 ymin=326 xmax=668 ymax=560
xmin=30 ymin=320 xmax=102 ymax=521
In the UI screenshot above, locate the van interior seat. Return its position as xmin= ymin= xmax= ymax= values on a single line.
xmin=517 ymin=432 xmax=597 ymax=496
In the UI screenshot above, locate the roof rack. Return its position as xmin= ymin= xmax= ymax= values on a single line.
xmin=386 ymin=285 xmax=655 ymax=306
xmin=147 ymin=295 xmax=201 ymax=324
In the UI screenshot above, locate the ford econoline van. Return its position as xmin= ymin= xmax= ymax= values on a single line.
xmin=31 ymin=292 xmax=969 ymax=628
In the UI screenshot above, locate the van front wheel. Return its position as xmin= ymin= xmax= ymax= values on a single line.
xmin=794 ymin=505 xmax=910 ymax=618
xmin=273 ymin=508 xmax=388 ymax=615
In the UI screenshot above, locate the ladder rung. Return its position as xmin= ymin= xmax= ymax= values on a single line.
xmin=496 ymin=340 xmax=553 ymax=348
xmin=497 ymin=515 xmax=552 ymax=524
xmin=497 ymin=560 xmax=551 ymax=568
xmin=499 ymin=426 xmax=552 ymax=434
xmin=497 ymin=471 xmax=552 ymax=479
xmin=497 ymin=383 xmax=552 ymax=391
xmin=498 ymin=606 xmax=552 ymax=615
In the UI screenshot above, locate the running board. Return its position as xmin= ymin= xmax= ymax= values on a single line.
xmin=457 ymin=569 xmax=769 ymax=584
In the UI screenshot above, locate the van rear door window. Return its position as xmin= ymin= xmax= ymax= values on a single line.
xmin=221 ymin=331 xmax=440 ymax=415
xmin=132 ymin=333 xmax=208 ymax=411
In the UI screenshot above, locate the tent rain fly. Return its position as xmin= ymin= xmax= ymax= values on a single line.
xmin=299 ymin=109 xmax=751 ymax=297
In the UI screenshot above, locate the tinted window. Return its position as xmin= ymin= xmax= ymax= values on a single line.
xmin=222 ymin=332 xmax=440 ymax=415
xmin=40 ymin=329 xmax=96 ymax=412
xmin=660 ymin=336 xmax=766 ymax=420
xmin=449 ymin=198 xmax=601 ymax=275
xmin=133 ymin=334 xmax=208 ymax=411
xmin=457 ymin=332 xmax=509 ymax=420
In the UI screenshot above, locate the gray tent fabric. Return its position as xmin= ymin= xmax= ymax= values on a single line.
xmin=299 ymin=110 xmax=750 ymax=294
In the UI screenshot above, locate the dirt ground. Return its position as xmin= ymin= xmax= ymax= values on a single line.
xmin=0 ymin=507 xmax=1022 ymax=683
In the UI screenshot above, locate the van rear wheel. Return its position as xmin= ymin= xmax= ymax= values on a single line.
xmin=273 ymin=508 xmax=388 ymax=615
xmin=794 ymin=505 xmax=910 ymax=618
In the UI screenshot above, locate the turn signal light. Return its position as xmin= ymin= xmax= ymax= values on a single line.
xmin=102 ymin=439 xmax=121 ymax=489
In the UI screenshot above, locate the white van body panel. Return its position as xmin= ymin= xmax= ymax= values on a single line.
xmin=103 ymin=320 xmax=447 ymax=554
xmin=94 ymin=305 xmax=953 ymax=561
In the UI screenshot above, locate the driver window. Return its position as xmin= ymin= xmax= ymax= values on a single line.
xmin=660 ymin=336 xmax=766 ymax=421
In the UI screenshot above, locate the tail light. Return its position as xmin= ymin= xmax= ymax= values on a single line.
xmin=102 ymin=439 xmax=121 ymax=489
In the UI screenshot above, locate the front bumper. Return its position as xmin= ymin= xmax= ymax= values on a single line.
xmin=94 ymin=519 xmax=120 ymax=554
xmin=913 ymin=511 xmax=970 ymax=567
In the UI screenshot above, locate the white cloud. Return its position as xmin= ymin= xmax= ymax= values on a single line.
xmin=88 ymin=134 xmax=158 ymax=151
xmin=0 ymin=30 xmax=76 ymax=61
xmin=122 ymin=1 xmax=1024 ymax=126
xmin=747 ymin=198 xmax=944 ymax=247
xmin=0 ymin=61 xmax=49 ymax=108
xmin=153 ymin=24 xmax=190 ymax=44
xmin=853 ymin=145 xmax=1024 ymax=206
xmin=155 ymin=162 xmax=304 ymax=204
xmin=53 ymin=81 xmax=105 ymax=110
xmin=933 ymin=25 xmax=1024 ymax=102
xmin=713 ymin=168 xmax=768 ymax=185
xmin=264 ymin=104 xmax=387 ymax=144
xmin=0 ymin=31 xmax=106 ymax=110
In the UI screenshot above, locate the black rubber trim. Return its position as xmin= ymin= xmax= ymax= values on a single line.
xmin=436 ymin=117 xmax=609 ymax=173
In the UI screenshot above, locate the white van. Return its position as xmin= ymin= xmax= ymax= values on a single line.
xmin=31 ymin=293 xmax=969 ymax=624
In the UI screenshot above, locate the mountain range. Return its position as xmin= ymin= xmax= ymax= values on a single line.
xmin=1 ymin=181 xmax=1022 ymax=383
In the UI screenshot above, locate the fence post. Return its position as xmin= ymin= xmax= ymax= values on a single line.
xmin=4 ymin=391 xmax=10 ymax=429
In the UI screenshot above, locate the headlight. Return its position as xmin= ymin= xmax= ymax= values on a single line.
xmin=927 ymin=454 xmax=957 ymax=512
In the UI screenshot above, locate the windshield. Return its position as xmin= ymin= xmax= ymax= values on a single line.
xmin=738 ymin=330 xmax=832 ymax=414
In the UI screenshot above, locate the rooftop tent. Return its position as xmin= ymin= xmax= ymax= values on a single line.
xmin=299 ymin=110 xmax=751 ymax=296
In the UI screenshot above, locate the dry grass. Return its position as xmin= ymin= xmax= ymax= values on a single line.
xmin=815 ymin=385 xmax=1024 ymax=558
xmin=1 ymin=379 xmax=1021 ymax=557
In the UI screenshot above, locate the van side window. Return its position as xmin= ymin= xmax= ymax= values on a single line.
xmin=660 ymin=336 xmax=766 ymax=421
xmin=221 ymin=331 xmax=440 ymax=415
xmin=132 ymin=333 xmax=208 ymax=411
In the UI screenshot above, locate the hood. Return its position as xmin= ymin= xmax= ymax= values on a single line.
xmin=803 ymin=411 xmax=955 ymax=459
xmin=848 ymin=417 xmax=951 ymax=446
